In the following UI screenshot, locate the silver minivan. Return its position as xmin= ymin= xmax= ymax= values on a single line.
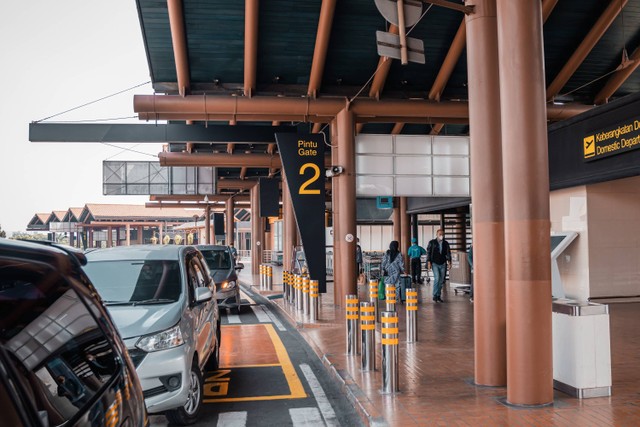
xmin=83 ymin=245 xmax=220 ymax=426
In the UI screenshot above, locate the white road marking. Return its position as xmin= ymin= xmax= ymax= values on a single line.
xmin=300 ymin=364 xmax=339 ymax=427
xmin=250 ymin=304 xmax=271 ymax=322
xmin=216 ymin=411 xmax=248 ymax=427
xmin=240 ymin=290 xmax=257 ymax=305
xmin=226 ymin=312 xmax=242 ymax=324
xmin=289 ymin=407 xmax=325 ymax=427
xmin=262 ymin=305 xmax=287 ymax=331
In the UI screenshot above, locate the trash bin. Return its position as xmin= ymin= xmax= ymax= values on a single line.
xmin=552 ymin=299 xmax=612 ymax=398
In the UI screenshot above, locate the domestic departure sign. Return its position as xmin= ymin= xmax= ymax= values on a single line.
xmin=275 ymin=133 xmax=326 ymax=293
xmin=583 ymin=117 xmax=640 ymax=162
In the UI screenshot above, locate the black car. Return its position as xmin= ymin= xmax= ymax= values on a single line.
xmin=0 ymin=239 xmax=147 ymax=427
xmin=197 ymin=245 xmax=244 ymax=313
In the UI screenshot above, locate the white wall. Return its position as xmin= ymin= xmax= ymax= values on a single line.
xmin=356 ymin=225 xmax=437 ymax=252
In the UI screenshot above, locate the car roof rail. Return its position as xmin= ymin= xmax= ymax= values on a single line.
xmin=18 ymin=239 xmax=88 ymax=266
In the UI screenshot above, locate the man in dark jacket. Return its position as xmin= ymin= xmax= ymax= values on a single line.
xmin=426 ymin=229 xmax=452 ymax=303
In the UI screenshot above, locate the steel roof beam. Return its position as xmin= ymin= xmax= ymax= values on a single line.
xmin=244 ymin=0 xmax=259 ymax=97
xmin=150 ymin=194 xmax=251 ymax=202
xmin=308 ymin=0 xmax=337 ymax=98
xmin=167 ymin=0 xmax=190 ymax=96
xmin=546 ymin=0 xmax=628 ymax=102
xmin=594 ymin=45 xmax=640 ymax=104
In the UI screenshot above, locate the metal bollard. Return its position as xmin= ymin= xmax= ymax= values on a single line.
xmin=369 ymin=279 xmax=379 ymax=322
xmin=296 ymin=275 xmax=303 ymax=311
xmin=309 ymin=279 xmax=319 ymax=322
xmin=282 ymin=271 xmax=289 ymax=302
xmin=302 ymin=276 xmax=310 ymax=315
xmin=259 ymin=264 xmax=265 ymax=289
xmin=406 ymin=288 xmax=418 ymax=343
xmin=360 ymin=302 xmax=376 ymax=371
xmin=266 ymin=265 xmax=273 ymax=290
xmin=291 ymin=274 xmax=297 ymax=305
xmin=381 ymin=311 xmax=399 ymax=393
xmin=345 ymin=295 xmax=359 ymax=355
xmin=385 ymin=284 xmax=396 ymax=312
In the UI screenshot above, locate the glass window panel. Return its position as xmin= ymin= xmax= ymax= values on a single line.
xmin=432 ymin=157 xmax=469 ymax=176
xmin=103 ymin=184 xmax=125 ymax=196
xmin=171 ymin=167 xmax=187 ymax=184
xmin=356 ymin=176 xmax=394 ymax=196
xmin=394 ymin=156 xmax=431 ymax=175
xmin=395 ymin=135 xmax=431 ymax=154
xmin=395 ymin=177 xmax=433 ymax=196
xmin=432 ymin=136 xmax=470 ymax=155
xmin=433 ymin=177 xmax=470 ymax=196
xmin=103 ymin=162 xmax=126 ymax=184
xmin=355 ymin=135 xmax=394 ymax=154
xmin=356 ymin=155 xmax=393 ymax=175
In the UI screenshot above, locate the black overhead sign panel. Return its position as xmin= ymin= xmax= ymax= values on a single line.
xmin=275 ymin=133 xmax=326 ymax=293
xmin=583 ymin=118 xmax=640 ymax=161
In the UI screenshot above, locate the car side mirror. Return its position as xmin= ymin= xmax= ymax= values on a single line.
xmin=235 ymin=263 xmax=244 ymax=270
xmin=194 ymin=287 xmax=212 ymax=304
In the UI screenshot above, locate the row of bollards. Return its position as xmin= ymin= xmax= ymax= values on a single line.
xmin=259 ymin=264 xmax=273 ymax=290
xmin=346 ymin=280 xmax=419 ymax=394
xmin=282 ymin=270 xmax=319 ymax=322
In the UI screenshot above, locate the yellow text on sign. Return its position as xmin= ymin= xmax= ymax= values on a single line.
xmin=299 ymin=163 xmax=321 ymax=195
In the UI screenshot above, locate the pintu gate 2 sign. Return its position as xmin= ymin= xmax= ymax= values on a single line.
xmin=275 ymin=133 xmax=326 ymax=293
xmin=583 ymin=117 xmax=640 ymax=161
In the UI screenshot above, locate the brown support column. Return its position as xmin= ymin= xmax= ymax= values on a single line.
xmin=496 ymin=0 xmax=553 ymax=405
xmin=466 ymin=0 xmax=507 ymax=388
xmin=204 ymin=205 xmax=211 ymax=244
xmin=106 ymin=227 xmax=112 ymax=248
xmin=335 ymin=109 xmax=357 ymax=304
xmin=282 ymin=173 xmax=298 ymax=270
xmin=330 ymin=120 xmax=342 ymax=304
xmin=226 ymin=198 xmax=235 ymax=246
xmin=392 ymin=199 xmax=401 ymax=244
xmin=400 ymin=197 xmax=411 ymax=269
xmin=138 ymin=226 xmax=144 ymax=244
xmin=89 ymin=229 xmax=94 ymax=248
xmin=125 ymin=224 xmax=130 ymax=246
xmin=250 ymin=184 xmax=263 ymax=276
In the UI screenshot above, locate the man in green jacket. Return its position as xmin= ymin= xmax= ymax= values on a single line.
xmin=407 ymin=238 xmax=427 ymax=284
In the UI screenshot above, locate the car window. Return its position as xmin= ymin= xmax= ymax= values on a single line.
xmin=201 ymin=250 xmax=231 ymax=271
xmin=83 ymin=260 xmax=181 ymax=304
xmin=0 ymin=261 xmax=121 ymax=426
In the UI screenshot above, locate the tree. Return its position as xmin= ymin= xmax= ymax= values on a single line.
xmin=11 ymin=232 xmax=48 ymax=241
xmin=0 ymin=224 xmax=6 ymax=238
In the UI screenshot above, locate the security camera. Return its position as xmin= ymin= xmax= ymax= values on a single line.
xmin=326 ymin=166 xmax=344 ymax=178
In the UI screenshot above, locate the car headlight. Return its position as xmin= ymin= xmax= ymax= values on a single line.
xmin=221 ymin=280 xmax=237 ymax=289
xmin=136 ymin=325 xmax=184 ymax=352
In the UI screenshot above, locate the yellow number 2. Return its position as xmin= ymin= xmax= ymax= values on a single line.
xmin=299 ymin=163 xmax=321 ymax=195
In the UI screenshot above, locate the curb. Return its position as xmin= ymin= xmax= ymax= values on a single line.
xmin=263 ymin=289 xmax=389 ymax=427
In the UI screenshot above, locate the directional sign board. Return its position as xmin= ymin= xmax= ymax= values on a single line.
xmin=376 ymin=31 xmax=425 ymax=64
xmin=374 ymin=0 xmax=423 ymax=27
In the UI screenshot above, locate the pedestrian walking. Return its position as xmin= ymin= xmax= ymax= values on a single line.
xmin=381 ymin=240 xmax=405 ymax=301
xmin=426 ymin=229 xmax=452 ymax=303
xmin=407 ymin=238 xmax=426 ymax=284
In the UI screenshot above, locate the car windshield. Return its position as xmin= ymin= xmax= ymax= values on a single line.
xmin=202 ymin=250 xmax=231 ymax=271
xmin=83 ymin=260 xmax=181 ymax=304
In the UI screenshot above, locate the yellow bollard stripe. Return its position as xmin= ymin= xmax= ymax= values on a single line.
xmin=346 ymin=314 xmax=359 ymax=320
xmin=381 ymin=338 xmax=399 ymax=345
xmin=407 ymin=307 xmax=418 ymax=311
xmin=381 ymin=327 xmax=399 ymax=334
xmin=360 ymin=315 xmax=376 ymax=321
xmin=381 ymin=317 xmax=398 ymax=324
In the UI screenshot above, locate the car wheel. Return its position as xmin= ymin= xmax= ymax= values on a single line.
xmin=233 ymin=290 xmax=243 ymax=314
xmin=205 ymin=320 xmax=221 ymax=372
xmin=165 ymin=364 xmax=203 ymax=426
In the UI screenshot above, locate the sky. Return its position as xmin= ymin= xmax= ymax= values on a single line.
xmin=0 ymin=0 xmax=163 ymax=233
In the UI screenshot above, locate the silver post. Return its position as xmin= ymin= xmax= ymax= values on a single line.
xmin=360 ymin=302 xmax=375 ymax=371
xmin=291 ymin=274 xmax=297 ymax=305
xmin=259 ymin=264 xmax=264 ymax=289
xmin=385 ymin=284 xmax=397 ymax=312
xmin=310 ymin=279 xmax=319 ymax=322
xmin=283 ymin=271 xmax=289 ymax=302
xmin=296 ymin=275 xmax=303 ymax=311
xmin=303 ymin=276 xmax=310 ymax=315
xmin=346 ymin=294 xmax=359 ymax=355
xmin=406 ymin=288 xmax=418 ymax=343
xmin=369 ymin=279 xmax=379 ymax=322
xmin=381 ymin=311 xmax=399 ymax=393
xmin=267 ymin=265 xmax=273 ymax=290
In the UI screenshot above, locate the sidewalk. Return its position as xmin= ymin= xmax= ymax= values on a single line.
xmin=239 ymin=264 xmax=640 ymax=426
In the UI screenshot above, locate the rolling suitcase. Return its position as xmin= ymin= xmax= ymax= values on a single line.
xmin=399 ymin=274 xmax=412 ymax=302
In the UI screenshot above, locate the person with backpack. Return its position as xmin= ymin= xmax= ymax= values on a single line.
xmin=407 ymin=237 xmax=427 ymax=284
xmin=380 ymin=240 xmax=405 ymax=301
xmin=426 ymin=229 xmax=452 ymax=303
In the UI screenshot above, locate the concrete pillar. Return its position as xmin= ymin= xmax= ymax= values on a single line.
xmin=159 ymin=223 xmax=163 ymax=245
xmin=226 ymin=198 xmax=235 ymax=246
xmin=334 ymin=108 xmax=357 ymax=304
xmin=496 ymin=0 xmax=553 ymax=405
xmin=251 ymin=183 xmax=264 ymax=276
xmin=69 ymin=231 xmax=75 ymax=247
xmin=400 ymin=197 xmax=411 ymax=268
xmin=138 ymin=226 xmax=143 ymax=244
xmin=125 ymin=224 xmax=131 ymax=246
xmin=88 ymin=229 xmax=94 ymax=248
xmin=107 ymin=227 xmax=113 ymax=248
xmin=466 ymin=0 xmax=507 ymax=388
xmin=331 ymin=120 xmax=342 ymax=303
xmin=205 ymin=205 xmax=211 ymax=245
xmin=282 ymin=173 xmax=297 ymax=270
xmin=392 ymin=198 xmax=401 ymax=244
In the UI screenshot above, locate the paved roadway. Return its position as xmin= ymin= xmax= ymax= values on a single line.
xmin=150 ymin=286 xmax=362 ymax=427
